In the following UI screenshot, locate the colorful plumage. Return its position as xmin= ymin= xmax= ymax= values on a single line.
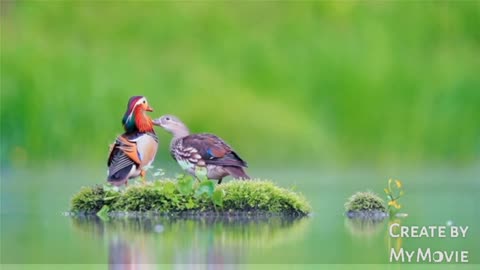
xmin=152 ymin=115 xmax=249 ymax=184
xmin=107 ymin=96 xmax=158 ymax=186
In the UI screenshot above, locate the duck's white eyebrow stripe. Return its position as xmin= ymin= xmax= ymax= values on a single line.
xmin=134 ymin=98 xmax=146 ymax=107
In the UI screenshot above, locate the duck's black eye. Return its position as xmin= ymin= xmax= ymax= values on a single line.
xmin=143 ymin=100 xmax=146 ymax=104
xmin=165 ymin=117 xmax=170 ymax=121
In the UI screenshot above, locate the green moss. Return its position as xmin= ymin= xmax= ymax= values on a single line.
xmin=70 ymin=185 xmax=106 ymax=213
xmin=218 ymin=181 xmax=311 ymax=214
xmin=344 ymin=191 xmax=386 ymax=213
xmin=70 ymin=179 xmax=311 ymax=216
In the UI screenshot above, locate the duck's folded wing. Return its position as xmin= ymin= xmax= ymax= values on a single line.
xmin=107 ymin=135 xmax=141 ymax=179
xmin=182 ymin=134 xmax=247 ymax=167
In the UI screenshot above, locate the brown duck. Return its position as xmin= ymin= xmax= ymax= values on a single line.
xmin=153 ymin=115 xmax=249 ymax=184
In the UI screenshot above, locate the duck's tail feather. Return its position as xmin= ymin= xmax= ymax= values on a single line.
xmin=225 ymin=166 xmax=250 ymax=180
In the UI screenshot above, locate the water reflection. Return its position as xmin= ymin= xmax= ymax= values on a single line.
xmin=344 ymin=213 xmax=408 ymax=264
xmin=71 ymin=215 xmax=309 ymax=266
xmin=387 ymin=217 xmax=405 ymax=255
xmin=344 ymin=215 xmax=387 ymax=237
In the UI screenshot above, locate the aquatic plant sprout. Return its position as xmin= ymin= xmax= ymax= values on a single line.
xmin=384 ymin=179 xmax=405 ymax=211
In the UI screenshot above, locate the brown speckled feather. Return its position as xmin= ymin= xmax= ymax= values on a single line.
xmin=179 ymin=133 xmax=247 ymax=168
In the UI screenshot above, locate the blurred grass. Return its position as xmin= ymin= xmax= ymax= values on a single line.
xmin=1 ymin=1 xmax=479 ymax=167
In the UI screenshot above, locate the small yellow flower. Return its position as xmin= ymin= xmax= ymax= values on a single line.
xmin=388 ymin=200 xmax=401 ymax=209
xmin=384 ymin=188 xmax=390 ymax=195
xmin=395 ymin=179 xmax=403 ymax=188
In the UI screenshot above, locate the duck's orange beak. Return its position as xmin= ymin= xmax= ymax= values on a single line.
xmin=145 ymin=104 xmax=154 ymax=112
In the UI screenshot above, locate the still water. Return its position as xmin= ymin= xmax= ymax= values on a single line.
xmin=1 ymin=165 xmax=479 ymax=267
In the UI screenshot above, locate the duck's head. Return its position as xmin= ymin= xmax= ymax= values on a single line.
xmin=122 ymin=96 xmax=154 ymax=133
xmin=152 ymin=114 xmax=190 ymax=138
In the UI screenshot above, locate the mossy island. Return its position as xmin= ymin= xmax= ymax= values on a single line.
xmin=344 ymin=191 xmax=388 ymax=219
xmin=70 ymin=176 xmax=311 ymax=218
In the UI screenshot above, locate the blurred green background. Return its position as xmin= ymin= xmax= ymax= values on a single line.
xmin=2 ymin=1 xmax=479 ymax=168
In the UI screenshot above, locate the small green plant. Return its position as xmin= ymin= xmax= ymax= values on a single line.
xmin=344 ymin=191 xmax=386 ymax=213
xmin=70 ymin=176 xmax=311 ymax=216
xmin=384 ymin=178 xmax=405 ymax=214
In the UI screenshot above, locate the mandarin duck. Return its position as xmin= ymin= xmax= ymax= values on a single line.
xmin=107 ymin=96 xmax=159 ymax=186
xmin=152 ymin=115 xmax=249 ymax=184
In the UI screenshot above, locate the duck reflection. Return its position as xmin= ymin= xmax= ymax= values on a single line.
xmin=71 ymin=214 xmax=309 ymax=267
xmin=71 ymin=216 xmax=156 ymax=269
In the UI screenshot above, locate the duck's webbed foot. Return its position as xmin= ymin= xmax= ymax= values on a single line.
xmin=140 ymin=170 xmax=147 ymax=185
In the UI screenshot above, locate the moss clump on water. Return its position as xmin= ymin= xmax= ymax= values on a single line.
xmin=71 ymin=185 xmax=107 ymax=212
xmin=218 ymin=181 xmax=311 ymax=214
xmin=70 ymin=178 xmax=311 ymax=216
xmin=344 ymin=191 xmax=387 ymax=215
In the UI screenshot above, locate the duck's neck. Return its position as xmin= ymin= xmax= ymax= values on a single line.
xmin=124 ymin=108 xmax=154 ymax=133
xmin=170 ymin=127 xmax=190 ymax=149
xmin=172 ymin=127 xmax=190 ymax=139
